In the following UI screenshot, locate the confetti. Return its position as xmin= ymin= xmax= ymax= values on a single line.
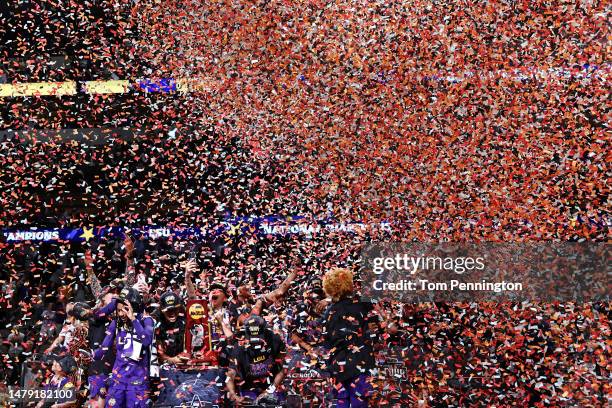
xmin=0 ymin=1 xmax=609 ymax=406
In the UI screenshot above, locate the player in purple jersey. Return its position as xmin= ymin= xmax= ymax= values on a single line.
xmin=93 ymin=287 xmax=154 ymax=408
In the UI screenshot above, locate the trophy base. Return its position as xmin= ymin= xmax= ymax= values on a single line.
xmin=175 ymin=351 xmax=219 ymax=369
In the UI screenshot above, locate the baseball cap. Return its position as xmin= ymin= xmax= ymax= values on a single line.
xmin=58 ymin=355 xmax=77 ymax=375
xmin=243 ymin=315 xmax=266 ymax=340
xmin=118 ymin=287 xmax=144 ymax=314
xmin=160 ymin=292 xmax=182 ymax=312
xmin=69 ymin=302 xmax=92 ymax=321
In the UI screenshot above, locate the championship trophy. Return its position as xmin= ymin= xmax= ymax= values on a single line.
xmin=184 ymin=299 xmax=217 ymax=366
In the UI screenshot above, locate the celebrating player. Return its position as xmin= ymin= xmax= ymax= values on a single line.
xmin=93 ymin=288 xmax=154 ymax=408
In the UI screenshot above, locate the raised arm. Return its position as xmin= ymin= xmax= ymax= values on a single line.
xmin=45 ymin=331 xmax=66 ymax=354
xmin=85 ymin=249 xmax=104 ymax=299
xmin=123 ymin=234 xmax=137 ymax=287
xmin=93 ymin=298 xmax=117 ymax=320
xmin=262 ymin=269 xmax=297 ymax=305
xmin=131 ymin=316 xmax=154 ymax=347
xmin=184 ymin=260 xmax=200 ymax=300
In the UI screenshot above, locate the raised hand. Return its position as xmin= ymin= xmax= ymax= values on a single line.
xmin=124 ymin=234 xmax=134 ymax=258
xmin=183 ymin=259 xmax=198 ymax=276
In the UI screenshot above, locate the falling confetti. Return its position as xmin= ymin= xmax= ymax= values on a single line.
xmin=0 ymin=1 xmax=609 ymax=406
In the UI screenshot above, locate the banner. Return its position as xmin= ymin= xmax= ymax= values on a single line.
xmin=0 ymin=81 xmax=76 ymax=97
xmin=1 ymin=63 xmax=609 ymax=98
xmin=3 ymin=214 xmax=607 ymax=243
xmin=1 ymin=219 xmax=393 ymax=243
xmin=82 ymin=80 xmax=131 ymax=94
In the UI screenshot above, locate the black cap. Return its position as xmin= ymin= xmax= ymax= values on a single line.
xmin=69 ymin=302 xmax=91 ymax=321
xmin=58 ymin=355 xmax=77 ymax=375
xmin=118 ymin=287 xmax=144 ymax=314
xmin=42 ymin=352 xmax=60 ymax=365
xmin=160 ymin=292 xmax=182 ymax=312
xmin=243 ymin=315 xmax=266 ymax=339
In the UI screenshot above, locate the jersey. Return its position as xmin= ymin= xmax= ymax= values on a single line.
xmin=94 ymin=315 xmax=154 ymax=386
xmin=231 ymin=330 xmax=286 ymax=392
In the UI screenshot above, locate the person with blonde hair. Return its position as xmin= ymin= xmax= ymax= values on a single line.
xmin=321 ymin=268 xmax=377 ymax=408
